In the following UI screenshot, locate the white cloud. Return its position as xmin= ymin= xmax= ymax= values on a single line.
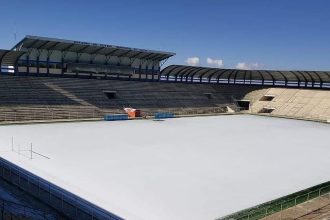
xmin=206 ymin=58 xmax=224 ymax=68
xmin=236 ymin=62 xmax=262 ymax=70
xmin=185 ymin=57 xmax=200 ymax=66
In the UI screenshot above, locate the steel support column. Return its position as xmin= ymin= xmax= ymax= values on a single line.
xmin=277 ymin=71 xmax=288 ymax=86
xmin=289 ymin=71 xmax=303 ymax=87
xmin=264 ymin=71 xmax=276 ymax=86
xmin=36 ymin=56 xmax=40 ymax=75
xmin=312 ymin=71 xmax=323 ymax=87
xmin=151 ymin=65 xmax=155 ymax=81
xmin=188 ymin=67 xmax=205 ymax=82
xmin=173 ymin=67 xmax=189 ymax=82
xmin=145 ymin=65 xmax=148 ymax=80
xmin=243 ymin=70 xmax=248 ymax=84
xmin=181 ymin=67 xmax=197 ymax=82
xmin=14 ymin=63 xmax=18 ymax=75
xmin=0 ymin=51 xmax=11 ymax=74
xmin=257 ymin=71 xmax=265 ymax=85
xmin=309 ymin=71 xmax=324 ymax=87
xmin=157 ymin=66 xmax=161 ymax=81
xmin=216 ymin=69 xmax=231 ymax=84
xmin=199 ymin=69 xmax=214 ymax=83
xmin=303 ymin=71 xmax=316 ymax=88
xmin=26 ymin=55 xmax=30 ymax=74
xmin=165 ymin=66 xmax=183 ymax=81
xmin=206 ymin=69 xmax=218 ymax=83
xmin=233 ymin=70 xmax=240 ymax=84
xmin=61 ymin=57 xmax=64 ymax=75
xmin=207 ymin=69 xmax=222 ymax=82
xmin=46 ymin=57 xmax=50 ymax=75
xmin=227 ymin=70 xmax=237 ymax=84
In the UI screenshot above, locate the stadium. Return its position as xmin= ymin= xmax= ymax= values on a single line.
xmin=0 ymin=35 xmax=329 ymax=220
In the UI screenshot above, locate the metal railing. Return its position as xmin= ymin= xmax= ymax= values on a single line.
xmin=0 ymin=109 xmax=104 ymax=123
xmin=144 ymin=106 xmax=230 ymax=117
xmin=0 ymin=106 xmax=233 ymax=123
xmin=219 ymin=181 xmax=330 ymax=220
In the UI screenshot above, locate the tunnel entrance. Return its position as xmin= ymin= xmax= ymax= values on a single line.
xmin=236 ymin=100 xmax=250 ymax=111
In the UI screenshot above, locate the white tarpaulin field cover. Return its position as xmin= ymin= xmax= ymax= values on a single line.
xmin=0 ymin=115 xmax=329 ymax=220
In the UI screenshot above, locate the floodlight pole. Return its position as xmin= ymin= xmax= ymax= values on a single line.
xmin=11 ymin=136 xmax=14 ymax=152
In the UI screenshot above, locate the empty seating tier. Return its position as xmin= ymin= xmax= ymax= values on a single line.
xmin=0 ymin=75 xmax=260 ymax=122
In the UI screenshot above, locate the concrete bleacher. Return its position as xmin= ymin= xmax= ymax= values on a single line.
xmin=0 ymin=74 xmax=329 ymax=123
xmin=0 ymin=75 xmax=257 ymax=122
xmin=244 ymin=87 xmax=330 ymax=122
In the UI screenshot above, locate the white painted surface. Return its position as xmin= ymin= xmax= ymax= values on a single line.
xmin=0 ymin=115 xmax=329 ymax=220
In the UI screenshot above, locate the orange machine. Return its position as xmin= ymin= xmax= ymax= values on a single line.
xmin=124 ymin=108 xmax=141 ymax=118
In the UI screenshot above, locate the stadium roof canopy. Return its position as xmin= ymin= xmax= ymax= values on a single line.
xmin=161 ymin=65 xmax=330 ymax=88
xmin=0 ymin=49 xmax=25 ymax=66
xmin=12 ymin=35 xmax=175 ymax=61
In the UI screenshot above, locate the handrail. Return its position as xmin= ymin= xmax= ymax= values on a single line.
xmin=0 ymin=106 xmax=230 ymax=123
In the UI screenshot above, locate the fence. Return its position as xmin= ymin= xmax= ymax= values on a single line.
xmin=218 ymin=181 xmax=330 ymax=220
xmin=147 ymin=106 xmax=229 ymax=117
xmin=0 ymin=109 xmax=103 ymax=122
xmin=0 ymin=157 xmax=123 ymax=220
xmin=0 ymin=106 xmax=231 ymax=123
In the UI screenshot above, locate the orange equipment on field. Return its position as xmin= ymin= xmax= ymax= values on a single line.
xmin=124 ymin=108 xmax=141 ymax=118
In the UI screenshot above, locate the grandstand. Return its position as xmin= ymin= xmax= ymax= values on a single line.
xmin=0 ymin=73 xmax=329 ymax=123
xmin=0 ymin=36 xmax=329 ymax=123
xmin=11 ymin=35 xmax=175 ymax=81
xmin=0 ymin=35 xmax=329 ymax=219
xmin=0 ymin=74 xmax=258 ymax=122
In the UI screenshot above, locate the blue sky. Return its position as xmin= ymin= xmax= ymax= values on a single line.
xmin=0 ymin=0 xmax=330 ymax=70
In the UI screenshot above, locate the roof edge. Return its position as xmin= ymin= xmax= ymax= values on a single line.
xmin=12 ymin=35 xmax=176 ymax=57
